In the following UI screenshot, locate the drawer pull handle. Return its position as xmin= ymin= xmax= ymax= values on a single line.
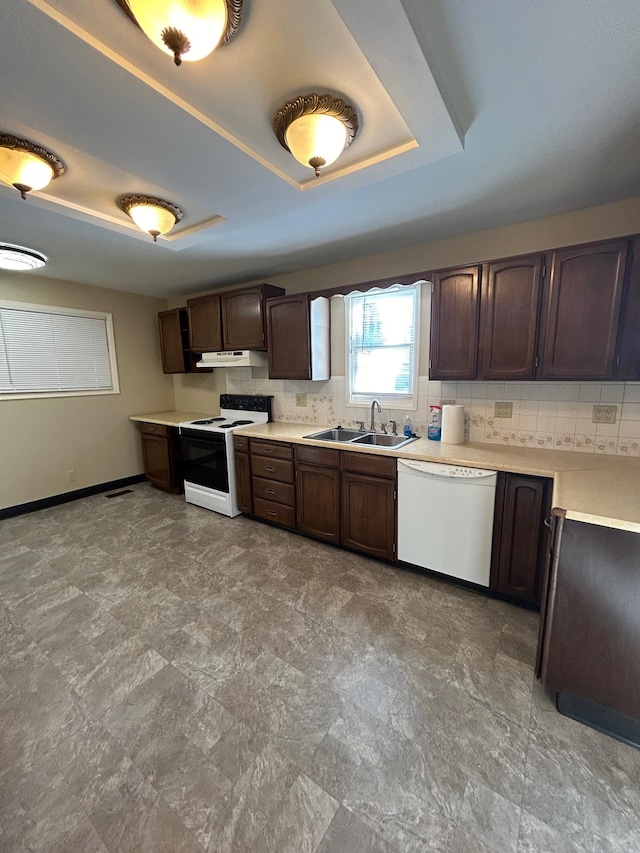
xmin=265 ymin=466 xmax=276 ymax=472
xmin=268 ymin=510 xmax=279 ymax=517
xmin=266 ymin=488 xmax=277 ymax=495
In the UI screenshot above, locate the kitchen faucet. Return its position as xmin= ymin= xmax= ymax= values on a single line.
xmin=370 ymin=399 xmax=381 ymax=431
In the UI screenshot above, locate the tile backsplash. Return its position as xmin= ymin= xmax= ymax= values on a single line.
xmin=227 ymin=370 xmax=640 ymax=457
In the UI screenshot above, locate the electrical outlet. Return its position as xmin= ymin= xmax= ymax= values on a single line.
xmin=494 ymin=401 xmax=513 ymax=419
xmin=441 ymin=399 xmax=456 ymax=406
xmin=295 ymin=393 xmax=307 ymax=407
xmin=67 ymin=470 xmax=76 ymax=483
xmin=592 ymin=405 xmax=617 ymax=424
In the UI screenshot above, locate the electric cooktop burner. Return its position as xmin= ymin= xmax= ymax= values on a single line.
xmin=218 ymin=420 xmax=254 ymax=429
xmin=192 ymin=417 xmax=226 ymax=425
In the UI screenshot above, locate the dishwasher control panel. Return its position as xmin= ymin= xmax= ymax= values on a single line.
xmin=398 ymin=459 xmax=496 ymax=479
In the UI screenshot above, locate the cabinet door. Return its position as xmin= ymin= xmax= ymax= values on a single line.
xmin=490 ymin=473 xmax=551 ymax=602
xmin=222 ymin=286 xmax=266 ymax=350
xmin=296 ymin=463 xmax=340 ymax=544
xmin=615 ymin=235 xmax=640 ymax=381
xmin=158 ymin=309 xmax=185 ymax=373
xmin=234 ymin=451 xmax=252 ymax=514
xmin=341 ymin=473 xmax=395 ymax=561
xmin=141 ymin=433 xmax=172 ymax=490
xmin=267 ymin=294 xmax=311 ymax=379
xmin=429 ymin=266 xmax=480 ymax=379
xmin=479 ymin=256 xmax=544 ymax=380
xmin=540 ymin=240 xmax=628 ymax=379
xmin=187 ymin=294 xmax=222 ymax=353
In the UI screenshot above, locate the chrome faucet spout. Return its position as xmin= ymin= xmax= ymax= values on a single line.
xmin=370 ymin=399 xmax=381 ymax=431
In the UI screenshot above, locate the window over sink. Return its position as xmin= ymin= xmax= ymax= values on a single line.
xmin=345 ymin=283 xmax=421 ymax=409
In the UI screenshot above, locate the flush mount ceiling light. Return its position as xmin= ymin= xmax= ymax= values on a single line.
xmin=0 ymin=133 xmax=65 ymax=200
xmin=0 ymin=244 xmax=47 ymax=271
xmin=273 ymin=93 xmax=359 ymax=177
xmin=115 ymin=0 xmax=243 ymax=66
xmin=118 ymin=195 xmax=183 ymax=242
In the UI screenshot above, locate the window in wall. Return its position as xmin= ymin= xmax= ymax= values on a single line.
xmin=346 ymin=283 xmax=421 ymax=408
xmin=0 ymin=301 xmax=119 ymax=399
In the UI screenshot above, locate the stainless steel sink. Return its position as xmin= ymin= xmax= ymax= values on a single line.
xmin=304 ymin=427 xmax=417 ymax=449
xmin=351 ymin=433 xmax=417 ymax=448
xmin=304 ymin=428 xmax=366 ymax=442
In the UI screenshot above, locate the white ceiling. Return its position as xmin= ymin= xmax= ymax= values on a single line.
xmin=1 ymin=0 xmax=640 ymax=298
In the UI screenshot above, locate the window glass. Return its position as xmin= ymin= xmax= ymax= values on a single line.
xmin=346 ymin=284 xmax=420 ymax=406
xmin=0 ymin=301 xmax=119 ymax=398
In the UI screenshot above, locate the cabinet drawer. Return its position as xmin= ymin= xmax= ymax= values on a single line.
xmin=139 ymin=422 xmax=168 ymax=437
xmin=296 ymin=445 xmax=340 ymax=468
xmin=233 ymin=434 xmax=250 ymax=453
xmin=254 ymin=497 xmax=296 ymax=528
xmin=252 ymin=477 xmax=295 ymax=507
xmin=250 ymin=439 xmax=293 ymax=460
xmin=251 ymin=456 xmax=294 ymax=483
xmin=342 ymin=451 xmax=396 ymax=479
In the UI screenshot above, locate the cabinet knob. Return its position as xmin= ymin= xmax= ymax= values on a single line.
xmin=544 ymin=516 xmax=553 ymax=528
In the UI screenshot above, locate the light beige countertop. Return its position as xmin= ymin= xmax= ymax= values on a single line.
xmin=238 ymin=422 xmax=640 ymax=533
xmin=129 ymin=411 xmax=211 ymax=428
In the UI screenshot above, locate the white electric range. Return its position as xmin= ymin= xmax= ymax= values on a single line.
xmin=178 ymin=393 xmax=273 ymax=516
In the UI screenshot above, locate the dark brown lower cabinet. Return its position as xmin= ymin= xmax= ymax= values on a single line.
xmin=490 ymin=472 xmax=552 ymax=603
xmin=295 ymin=446 xmax=341 ymax=544
xmin=249 ymin=440 xmax=296 ymax=529
xmin=139 ymin=423 xmax=183 ymax=493
xmin=233 ymin=436 xmax=252 ymax=515
xmin=538 ymin=516 xmax=640 ymax=743
xmin=341 ymin=471 xmax=396 ymax=561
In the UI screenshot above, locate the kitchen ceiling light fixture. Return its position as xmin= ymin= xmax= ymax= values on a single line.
xmin=273 ymin=93 xmax=359 ymax=177
xmin=115 ymin=0 xmax=243 ymax=66
xmin=0 ymin=133 xmax=65 ymax=199
xmin=118 ymin=195 xmax=183 ymax=242
xmin=0 ymin=244 xmax=47 ymax=271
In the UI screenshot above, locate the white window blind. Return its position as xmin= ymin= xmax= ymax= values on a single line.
xmin=347 ymin=284 xmax=420 ymax=404
xmin=0 ymin=302 xmax=118 ymax=397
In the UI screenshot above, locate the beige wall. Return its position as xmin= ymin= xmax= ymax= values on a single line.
xmin=0 ymin=274 xmax=175 ymax=509
xmin=266 ymin=196 xmax=640 ymax=294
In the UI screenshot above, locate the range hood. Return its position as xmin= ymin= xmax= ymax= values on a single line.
xmin=196 ymin=350 xmax=268 ymax=369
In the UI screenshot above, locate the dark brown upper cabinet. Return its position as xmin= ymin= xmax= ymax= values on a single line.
xmin=186 ymin=284 xmax=284 ymax=353
xmin=158 ymin=307 xmax=209 ymax=373
xmin=266 ymin=293 xmax=330 ymax=380
xmin=539 ymin=239 xmax=628 ymax=380
xmin=221 ymin=284 xmax=285 ymax=351
xmin=479 ymin=255 xmax=545 ymax=381
xmin=158 ymin=308 xmax=188 ymax=373
xmin=187 ymin=293 xmax=222 ymax=353
xmin=429 ymin=266 xmax=480 ymax=380
xmin=614 ymin=235 xmax=640 ymax=381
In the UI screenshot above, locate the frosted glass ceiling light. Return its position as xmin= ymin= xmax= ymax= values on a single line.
xmin=118 ymin=195 xmax=184 ymax=242
xmin=273 ymin=94 xmax=359 ymax=177
xmin=116 ymin=0 xmax=243 ymax=66
xmin=0 ymin=134 xmax=65 ymax=199
xmin=0 ymin=244 xmax=47 ymax=271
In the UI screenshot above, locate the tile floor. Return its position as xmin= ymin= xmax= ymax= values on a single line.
xmin=0 ymin=483 xmax=638 ymax=852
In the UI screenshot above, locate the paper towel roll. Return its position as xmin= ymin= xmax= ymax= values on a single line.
xmin=441 ymin=404 xmax=465 ymax=444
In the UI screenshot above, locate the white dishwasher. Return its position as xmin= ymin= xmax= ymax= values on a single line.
xmin=397 ymin=459 xmax=497 ymax=586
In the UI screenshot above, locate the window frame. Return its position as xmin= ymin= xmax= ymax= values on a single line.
xmin=0 ymin=299 xmax=120 ymax=400
xmin=345 ymin=282 xmax=421 ymax=411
